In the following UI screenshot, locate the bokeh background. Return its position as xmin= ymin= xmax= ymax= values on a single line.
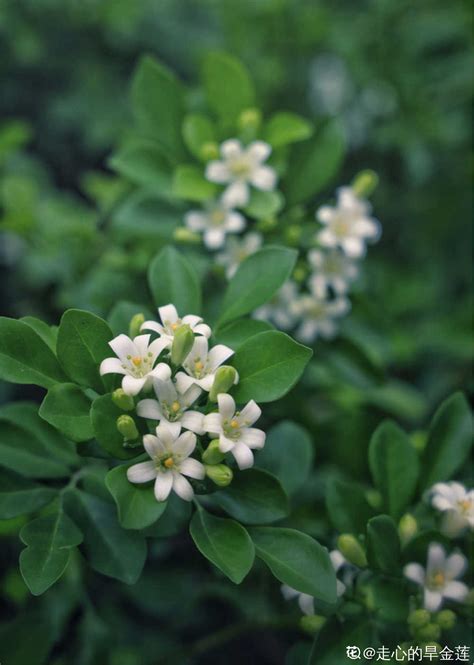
xmin=0 ymin=1 xmax=472 ymax=663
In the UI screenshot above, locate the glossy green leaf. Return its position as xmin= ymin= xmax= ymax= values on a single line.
xmin=90 ymin=394 xmax=140 ymax=460
xmin=202 ymin=51 xmax=255 ymax=124
xmin=366 ymin=515 xmax=401 ymax=574
xmin=368 ymin=420 xmax=419 ymax=520
xmin=218 ymin=246 xmax=297 ymax=326
xmin=109 ymin=140 xmax=172 ymax=190
xmin=190 ymin=506 xmax=254 ymax=583
xmin=107 ymin=301 xmax=155 ymax=337
xmin=142 ymin=492 xmax=191 ymax=538
xmin=214 ymin=318 xmax=273 ymax=350
xmin=0 ymin=469 xmax=56 ymax=519
xmin=39 ymin=383 xmax=93 ymax=443
xmin=214 ymin=469 xmax=288 ymax=525
xmin=248 ymin=526 xmax=337 ymax=605
xmin=57 ymin=309 xmax=112 ymax=393
xmin=172 ymin=164 xmax=218 ymax=201
xmin=148 ymin=245 xmax=201 ymax=314
xmin=420 ymin=392 xmax=472 ymax=489
xmin=0 ymin=316 xmax=66 ymax=388
xmin=182 ymin=114 xmax=216 ymax=160
xmin=231 ymin=331 xmax=312 ymax=403
xmin=20 ymin=316 xmax=57 ymax=352
xmin=263 ymin=111 xmax=313 ymax=148
xmin=106 ymin=465 xmax=167 ymax=530
xmin=326 ymin=478 xmax=375 ymax=534
xmin=243 ymin=190 xmax=284 ymax=220
xmin=256 ymin=421 xmax=314 ymax=495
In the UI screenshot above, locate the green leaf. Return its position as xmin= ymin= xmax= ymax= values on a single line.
xmin=109 ymin=140 xmax=172 ymax=191
xmin=366 ymin=515 xmax=401 ymax=574
xmin=243 ymin=190 xmax=284 ymax=220
xmin=283 ymin=119 xmax=345 ymax=205
xmin=368 ymin=579 xmax=409 ymax=623
xmin=190 ymin=507 xmax=254 ymax=583
xmin=326 ymin=478 xmax=375 ymax=534
xmin=218 ymin=246 xmax=297 ymax=326
xmin=107 ymin=300 xmax=155 ymax=337
xmin=231 ymin=331 xmax=312 ymax=403
xmin=171 ymin=164 xmax=218 ymax=201
xmin=202 ymin=51 xmax=255 ymax=124
xmin=57 ymin=309 xmax=112 ymax=393
xmin=142 ymin=492 xmax=191 ymax=538
xmin=368 ymin=420 xmax=419 ymax=520
xmin=39 ymin=383 xmax=93 ymax=443
xmin=248 ymin=527 xmax=337 ymax=605
xmin=263 ymin=111 xmax=313 ymax=148
xmin=0 ymin=469 xmax=56 ymax=519
xmin=21 ymin=316 xmax=57 ymax=352
xmin=131 ymin=55 xmax=185 ymax=157
xmin=112 ymin=193 xmax=181 ymax=243
xmin=106 ymin=465 xmax=167 ymax=530
xmin=90 ymin=394 xmax=140 ymax=460
xmin=182 ymin=114 xmax=216 ymax=160
xmin=148 ymin=245 xmax=201 ymax=314
xmin=214 ymin=318 xmax=274 ymax=350
xmin=256 ymin=421 xmax=314 ymax=495
xmin=19 ymin=508 xmax=83 ymax=595
xmin=214 ymin=469 xmax=288 ymax=525
xmin=420 ymin=392 xmax=472 ymax=490
xmin=0 ymin=316 xmax=66 ymax=388
xmin=64 ymin=488 xmax=147 ymax=584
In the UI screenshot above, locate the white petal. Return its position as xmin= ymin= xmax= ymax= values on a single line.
xmin=250 ymin=165 xmax=277 ymax=191
xmin=140 ymin=320 xmax=166 ymax=336
xmin=298 ymin=593 xmax=314 ymax=616
xmin=154 ymin=472 xmax=173 ymax=502
xmin=193 ymin=322 xmax=212 ymax=338
xmin=185 ymin=211 xmax=208 ymax=231
xmin=222 ymin=181 xmax=249 ymax=208
xmin=317 ymin=228 xmax=338 ymax=248
xmin=427 ymin=543 xmax=446 ymax=574
xmin=219 ymin=434 xmax=235 ymax=453
xmin=445 ymin=552 xmax=467 ymax=579
xmin=316 ymin=206 xmax=335 ymax=224
xmin=122 ymin=375 xmax=147 ymax=396
xmin=143 ymin=434 xmax=166 ymax=459
xmin=224 ymin=211 xmax=246 ymax=232
xmin=450 ymin=482 xmax=468 ymax=499
xmin=159 ymin=419 xmax=182 ymax=440
xmin=181 ymin=314 xmax=202 ymax=327
xmin=281 ymin=584 xmax=299 ymax=601
xmin=158 ymin=304 xmax=179 ymax=326
xmin=109 ymin=334 xmax=136 ymax=362
xmin=443 ymin=581 xmax=468 ymax=602
xmin=330 ymin=550 xmax=346 ymax=572
xmin=247 ymin=140 xmax=271 ymax=162
xmin=238 ymin=400 xmax=261 ymax=426
xmin=296 ymin=320 xmax=319 ymax=344
xmin=353 ymin=217 xmax=380 ymax=240
xmin=231 ymin=442 xmax=254 ymax=469
xmin=403 ymin=563 xmax=425 ymax=585
xmin=180 ymin=383 xmax=202 ymax=407
xmin=179 ymin=457 xmax=205 ymax=480
xmin=204 ymin=228 xmax=226 ymax=249
xmin=307 ymin=249 xmax=324 ymax=268
xmin=336 ymin=580 xmax=347 ymax=597
xmin=440 ymin=511 xmax=469 ymax=538
xmin=175 ymin=371 xmax=196 ymax=394
xmin=309 ymin=274 xmax=328 ymax=299
xmin=172 ymin=430 xmax=196 ymax=457
xmin=241 ymin=427 xmax=266 ymax=449
xmin=148 ymin=338 xmax=170 ymax=361
xmin=217 ymin=393 xmax=236 ymax=420
xmin=136 ymin=399 xmax=163 ymax=420
xmin=207 ymin=344 xmax=234 ymax=371
xmin=196 ymin=375 xmax=215 ymax=392
xmin=424 ymin=589 xmax=443 ymax=612
xmin=155 ymin=423 xmax=179 ymax=448
xmin=132 ymin=334 xmax=151 ymax=357
xmin=172 ymin=472 xmax=194 ymax=501
xmin=180 ymin=410 xmax=205 ymax=435
xmin=100 ymin=357 xmax=127 ymax=376
xmin=221 ymin=139 xmax=243 ymax=159
xmin=150 ymin=362 xmax=172 ymax=381
xmin=341 ymin=237 xmax=366 ymax=258
xmin=205 ymin=160 xmax=230 ymax=183
xmin=203 ymin=413 xmax=223 ymax=436
xmin=127 ymin=461 xmax=157 ymax=484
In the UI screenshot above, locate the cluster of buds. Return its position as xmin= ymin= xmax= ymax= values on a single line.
xmin=99 ymin=304 xmax=266 ymax=503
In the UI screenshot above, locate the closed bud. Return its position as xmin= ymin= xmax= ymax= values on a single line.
xmin=238 ymin=107 xmax=262 ymax=132
xmin=434 ymin=609 xmax=456 ymax=630
xmin=174 ymin=227 xmax=201 ymax=244
xmin=365 ymin=489 xmax=383 ymax=509
xmin=415 ymin=623 xmax=441 ymax=642
xmin=205 ymin=464 xmax=233 ymax=487
xmin=171 ymin=324 xmax=194 ymax=366
xmin=337 ymin=534 xmax=367 ymax=568
xmin=200 ymin=141 xmax=219 ymax=161
xmin=129 ymin=313 xmax=145 ymax=338
xmin=112 ymin=389 xmax=135 ymax=411
xmin=202 ymin=439 xmax=225 ymax=465
xmin=209 ymin=366 xmax=238 ymax=402
xmin=408 ymin=608 xmax=431 ymax=629
xmin=299 ymin=614 xmax=326 ymax=634
xmin=398 ymin=513 xmax=418 ymax=544
xmin=284 ymin=224 xmax=302 ymax=246
xmin=351 ymin=169 xmax=378 ymax=198
xmin=116 ymin=415 xmax=139 ymax=441
xmin=256 ymin=216 xmax=277 ymax=232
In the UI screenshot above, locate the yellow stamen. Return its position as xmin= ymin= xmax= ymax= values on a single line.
xmin=171 ymin=401 xmax=180 ymax=413
xmin=230 ymin=419 xmax=239 ymax=429
xmin=459 ymin=499 xmax=471 ymax=511
xmin=163 ymin=457 xmax=174 ymax=469
xmin=131 ymin=356 xmax=142 ymax=367
xmin=195 ymin=360 xmax=204 ymax=371
xmin=433 ymin=572 xmax=445 ymax=587
xmin=171 ymin=322 xmax=179 ymax=331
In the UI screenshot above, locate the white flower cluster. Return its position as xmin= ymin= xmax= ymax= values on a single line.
xmin=429 ymin=481 xmax=473 ymax=538
xmin=256 ymin=186 xmax=381 ymax=343
xmin=100 ymin=304 xmax=266 ymax=503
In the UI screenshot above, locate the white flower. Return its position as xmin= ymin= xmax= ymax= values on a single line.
xmin=316 ymin=186 xmax=381 ymax=258
xmin=136 ymin=378 xmax=204 ymax=438
xmin=127 ymin=423 xmax=205 ymax=502
xmin=307 ymin=248 xmax=359 ymax=298
xmin=281 ymin=585 xmax=314 ymax=615
xmin=404 ymin=542 xmax=469 ymax=612
xmin=429 ymin=482 xmax=474 ymax=538
xmin=184 ymin=200 xmax=246 ymax=250
xmin=203 ymin=394 xmax=265 ymax=470
xmin=254 ymin=281 xmax=300 ymax=330
xmin=293 ymin=294 xmax=350 ymax=343
xmin=215 ymin=232 xmax=263 ymax=279
xmin=141 ymin=304 xmax=211 ymax=355
xmin=175 ymin=336 xmax=235 ymax=393
xmin=205 ymin=139 xmax=277 ymax=207
xmin=100 ymin=334 xmax=171 ymax=396
xmin=330 ymin=549 xmax=357 ymax=597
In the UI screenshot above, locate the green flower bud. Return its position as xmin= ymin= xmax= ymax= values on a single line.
xmin=238 ymin=107 xmax=262 ymax=131
xmin=255 ymin=216 xmax=277 ymax=232
xmin=434 ymin=609 xmax=456 ymax=630
xmin=284 ymin=224 xmax=302 ymax=246
xmin=415 ymin=623 xmax=441 ymax=642
xmin=337 ymin=534 xmax=367 ymax=568
xmin=398 ymin=513 xmax=417 ymax=545
xmin=365 ymin=489 xmax=383 ymax=510
xmin=299 ymin=614 xmax=326 ymax=634
xmin=209 ymin=366 xmax=238 ymax=402
xmin=410 ymin=429 xmax=427 ymax=453
xmin=205 ymin=464 xmax=233 ymax=487
xmin=112 ymin=388 xmax=135 ymax=412
xmin=202 ymin=439 xmax=225 ymax=465
xmin=408 ymin=609 xmax=431 ymax=629
xmin=351 ymin=169 xmax=378 ymax=198
xmin=171 ymin=324 xmax=194 ymax=366
xmin=116 ymin=415 xmax=139 ymax=441
xmin=173 ymin=227 xmax=201 ymax=244
xmin=200 ymin=141 xmax=219 ymax=161
xmin=129 ymin=313 xmax=145 ymax=338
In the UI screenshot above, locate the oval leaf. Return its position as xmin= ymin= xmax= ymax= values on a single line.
xmin=106 ymin=465 xmax=167 ymax=530
xmin=148 ymin=245 xmax=201 ymax=315
xmin=39 ymin=383 xmax=93 ymax=443
xmin=202 ymin=51 xmax=255 ymax=124
xmin=366 ymin=515 xmax=401 ymax=574
xmin=0 ymin=469 xmax=57 ymax=519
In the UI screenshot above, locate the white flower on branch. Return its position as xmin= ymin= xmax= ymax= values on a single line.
xmin=307 ymin=248 xmax=359 ymax=298
xmin=216 ymin=231 xmax=263 ymax=278
xmin=184 ymin=200 xmax=246 ymax=250
xmin=175 ymin=336 xmax=235 ymax=393
xmin=429 ymin=481 xmax=474 ymax=538
xmin=141 ymin=304 xmax=211 ymax=356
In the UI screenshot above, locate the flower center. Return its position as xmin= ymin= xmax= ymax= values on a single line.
xmin=429 ymin=571 xmax=445 ymax=590
xmin=229 ymin=157 xmax=251 ymax=178
xmin=163 ymin=457 xmax=174 ymax=469
xmin=162 ymin=400 xmax=183 ymax=421
xmin=458 ymin=499 xmax=471 ymax=514
xmin=131 ymin=356 xmax=142 ymax=367
xmin=223 ymin=416 xmax=241 ymax=439
xmin=125 ymin=353 xmax=153 ymax=377
xmin=331 ymin=214 xmax=351 ymax=238
xmin=171 ymin=401 xmax=181 ymax=413
xmin=193 ymin=358 xmax=206 ymax=378
xmin=210 ymin=209 xmax=226 ymax=226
